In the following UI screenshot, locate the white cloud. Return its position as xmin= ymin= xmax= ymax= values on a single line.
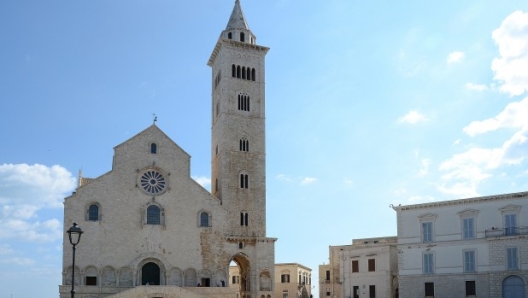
xmin=0 ymin=257 xmax=35 ymax=266
xmin=447 ymin=51 xmax=465 ymax=64
xmin=0 ymin=164 xmax=75 ymax=243
xmin=465 ymin=83 xmax=489 ymax=91
xmin=192 ymin=176 xmax=211 ymax=187
xmin=418 ymin=159 xmax=430 ymax=176
xmin=491 ymin=10 xmax=528 ymax=96
xmin=464 ymin=96 xmax=528 ymax=136
xmin=397 ymin=110 xmax=429 ymax=124
xmin=300 ymin=177 xmax=317 ymax=186
xmin=275 ymin=174 xmax=293 ymax=182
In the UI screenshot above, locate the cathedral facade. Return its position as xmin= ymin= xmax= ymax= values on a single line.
xmin=60 ymin=1 xmax=276 ymax=297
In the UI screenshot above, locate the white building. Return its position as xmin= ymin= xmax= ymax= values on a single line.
xmin=320 ymin=237 xmax=398 ymax=298
xmin=60 ymin=1 xmax=277 ymax=298
xmin=393 ymin=191 xmax=528 ymax=298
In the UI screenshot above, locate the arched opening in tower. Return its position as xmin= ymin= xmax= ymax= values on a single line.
xmin=230 ymin=253 xmax=251 ymax=298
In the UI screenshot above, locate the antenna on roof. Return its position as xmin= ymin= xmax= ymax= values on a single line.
xmin=153 ymin=113 xmax=158 ymax=125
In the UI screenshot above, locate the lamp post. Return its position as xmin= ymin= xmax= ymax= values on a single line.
xmin=67 ymin=222 xmax=83 ymax=298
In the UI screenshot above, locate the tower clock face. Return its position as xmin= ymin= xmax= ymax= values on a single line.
xmin=139 ymin=169 xmax=167 ymax=195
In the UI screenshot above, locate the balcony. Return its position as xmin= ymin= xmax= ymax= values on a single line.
xmin=485 ymin=226 xmax=528 ymax=238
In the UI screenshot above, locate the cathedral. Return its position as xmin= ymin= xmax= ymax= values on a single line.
xmin=60 ymin=1 xmax=276 ymax=297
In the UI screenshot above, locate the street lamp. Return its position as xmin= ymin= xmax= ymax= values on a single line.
xmin=67 ymin=222 xmax=83 ymax=298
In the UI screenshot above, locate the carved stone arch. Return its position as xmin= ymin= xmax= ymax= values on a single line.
xmin=168 ymin=267 xmax=183 ymax=286
xmin=215 ymin=269 xmax=228 ymax=287
xmin=137 ymin=257 xmax=167 ymax=285
xmin=184 ymin=268 xmax=198 ymax=287
xmin=84 ymin=265 xmax=98 ymax=285
xmin=259 ymin=269 xmax=271 ymax=291
xmin=102 ymin=266 xmax=117 ymax=286
xmin=119 ymin=267 xmax=133 ymax=287
xmin=231 ymin=253 xmax=251 ymax=293
xmin=65 ymin=266 xmax=81 ymax=286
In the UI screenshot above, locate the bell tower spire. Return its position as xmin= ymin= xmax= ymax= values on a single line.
xmin=220 ymin=0 xmax=257 ymax=44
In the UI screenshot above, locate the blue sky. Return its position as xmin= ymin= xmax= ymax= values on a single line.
xmin=1 ymin=0 xmax=528 ymax=297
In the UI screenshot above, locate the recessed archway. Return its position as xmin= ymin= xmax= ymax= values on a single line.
xmin=142 ymin=262 xmax=160 ymax=285
xmin=230 ymin=253 xmax=251 ymax=297
xmin=503 ymin=275 xmax=525 ymax=298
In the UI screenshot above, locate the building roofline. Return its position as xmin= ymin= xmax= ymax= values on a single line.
xmin=392 ymin=191 xmax=528 ymax=212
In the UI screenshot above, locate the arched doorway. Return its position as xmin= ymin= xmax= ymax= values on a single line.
xmin=230 ymin=254 xmax=251 ymax=298
xmin=503 ymin=275 xmax=525 ymax=298
xmin=142 ymin=262 xmax=160 ymax=285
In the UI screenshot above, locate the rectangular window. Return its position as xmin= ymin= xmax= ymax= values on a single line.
xmin=368 ymin=259 xmax=375 ymax=272
xmin=422 ymin=222 xmax=433 ymax=243
xmin=86 ymin=276 xmax=97 ymax=286
xmin=326 ymin=288 xmax=331 ymax=297
xmin=369 ymin=285 xmax=376 ymax=298
xmin=507 ymin=247 xmax=518 ymax=269
xmin=425 ymin=282 xmax=435 ymax=297
xmin=505 ymin=214 xmax=517 ymax=235
xmin=232 ymin=276 xmax=239 ymax=284
xmin=352 ymin=260 xmax=359 ymax=273
xmin=465 ymin=281 xmax=476 ymax=296
xmin=423 ymin=253 xmax=434 ymax=274
xmin=464 ymin=250 xmax=476 ymax=272
xmin=283 ymin=290 xmax=288 ymax=298
xmin=463 ymin=218 xmax=475 ymax=239
xmin=281 ymin=274 xmax=290 ymax=283
xmin=325 ymin=270 xmax=330 ymax=281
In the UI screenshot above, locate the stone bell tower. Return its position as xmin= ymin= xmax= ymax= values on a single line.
xmin=208 ymin=0 xmax=269 ymax=238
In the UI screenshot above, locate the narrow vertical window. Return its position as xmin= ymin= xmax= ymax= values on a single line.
xmin=237 ymin=66 xmax=241 ymax=78
xmin=505 ymin=214 xmax=517 ymax=235
xmin=507 ymin=247 xmax=518 ymax=269
xmin=240 ymin=32 xmax=245 ymax=42
xmin=368 ymin=259 xmax=375 ymax=272
xmin=464 ymin=250 xmax=475 ymax=272
xmin=228 ymin=32 xmax=232 ymax=39
xmin=240 ymin=174 xmax=248 ymax=188
xmin=242 ymin=67 xmax=246 ymax=79
xmin=215 ymin=179 xmax=218 ymax=192
xmin=88 ymin=204 xmax=99 ymax=221
xmin=232 ymin=64 xmax=236 ymax=77
xmin=423 ymin=253 xmax=434 ymax=274
xmin=200 ymin=212 xmax=209 ymax=227
xmin=150 ymin=143 xmax=157 ymax=154
xmin=252 ymin=68 xmax=256 ymax=81
xmin=369 ymin=285 xmax=375 ymax=298
xmin=463 ymin=218 xmax=474 ymax=239
xmin=215 ymin=145 xmax=218 ymax=155
xmin=246 ymin=68 xmax=251 ymax=80
xmin=244 ymin=212 xmax=248 ymax=226
xmin=352 ymin=260 xmax=358 ymax=273
xmin=424 ymin=282 xmax=434 ymax=297
xmin=422 ymin=222 xmax=433 ymax=243
xmin=240 ymin=213 xmax=244 ymax=226
xmin=465 ymin=281 xmax=476 ymax=296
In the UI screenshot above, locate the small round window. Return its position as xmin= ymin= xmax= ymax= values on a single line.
xmin=140 ymin=170 xmax=166 ymax=195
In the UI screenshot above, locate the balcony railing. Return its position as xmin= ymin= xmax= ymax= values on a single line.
xmin=485 ymin=226 xmax=528 ymax=238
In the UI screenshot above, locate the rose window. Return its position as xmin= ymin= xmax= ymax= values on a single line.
xmin=140 ymin=170 xmax=166 ymax=195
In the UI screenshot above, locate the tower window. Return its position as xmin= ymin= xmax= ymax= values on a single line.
xmin=88 ymin=204 xmax=99 ymax=221
xmin=147 ymin=205 xmax=161 ymax=225
xmin=240 ymin=32 xmax=245 ymax=42
xmin=242 ymin=67 xmax=246 ymax=80
xmin=237 ymin=66 xmax=241 ymax=78
xmin=150 ymin=143 xmax=157 ymax=154
xmin=240 ymin=174 xmax=249 ymax=189
xmin=228 ymin=32 xmax=232 ymax=39
xmin=252 ymin=68 xmax=256 ymax=81
xmin=246 ymin=68 xmax=251 ymax=80
xmin=215 ymin=178 xmax=218 ymax=192
xmin=240 ymin=138 xmax=249 ymax=152
xmin=238 ymin=94 xmax=250 ymax=112
xmin=232 ymin=64 xmax=236 ymax=77
xmin=240 ymin=212 xmax=248 ymax=226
